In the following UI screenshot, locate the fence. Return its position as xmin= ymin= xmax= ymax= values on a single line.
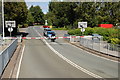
xmin=80 ymin=37 xmax=120 ymax=58
xmin=64 ymin=34 xmax=70 ymax=42
xmin=64 ymin=34 xmax=79 ymax=42
xmin=64 ymin=34 xmax=120 ymax=58
xmin=0 ymin=39 xmax=18 ymax=76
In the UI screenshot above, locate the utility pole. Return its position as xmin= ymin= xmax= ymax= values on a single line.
xmin=2 ymin=0 xmax=4 ymax=40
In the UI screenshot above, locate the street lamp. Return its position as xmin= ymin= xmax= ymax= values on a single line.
xmin=2 ymin=0 xmax=4 ymax=40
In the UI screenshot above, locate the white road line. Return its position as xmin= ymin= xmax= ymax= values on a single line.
xmin=16 ymin=45 xmax=25 ymax=79
xmin=33 ymin=27 xmax=104 ymax=79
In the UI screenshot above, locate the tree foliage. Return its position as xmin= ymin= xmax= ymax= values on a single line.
xmin=26 ymin=11 xmax=34 ymax=26
xmin=29 ymin=5 xmax=44 ymax=25
xmin=4 ymin=2 xmax=28 ymax=26
xmin=45 ymin=2 xmax=120 ymax=28
xmin=48 ymin=2 xmax=77 ymax=27
xmin=4 ymin=1 xmax=28 ymax=36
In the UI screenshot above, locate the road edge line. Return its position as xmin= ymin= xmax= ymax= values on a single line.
xmin=16 ymin=45 xmax=25 ymax=79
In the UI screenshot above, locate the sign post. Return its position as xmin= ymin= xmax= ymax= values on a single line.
xmin=78 ymin=22 xmax=87 ymax=36
xmin=8 ymin=27 xmax=13 ymax=37
xmin=5 ymin=21 xmax=16 ymax=37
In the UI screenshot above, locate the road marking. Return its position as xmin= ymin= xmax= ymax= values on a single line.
xmin=16 ymin=45 xmax=25 ymax=79
xmin=69 ymin=43 xmax=119 ymax=63
xmin=33 ymin=27 xmax=104 ymax=79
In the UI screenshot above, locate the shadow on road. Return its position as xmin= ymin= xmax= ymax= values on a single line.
xmin=17 ymin=32 xmax=29 ymax=37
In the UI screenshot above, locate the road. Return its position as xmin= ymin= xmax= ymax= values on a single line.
xmin=18 ymin=26 xmax=119 ymax=78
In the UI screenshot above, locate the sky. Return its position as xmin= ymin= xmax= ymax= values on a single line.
xmin=25 ymin=0 xmax=50 ymax=14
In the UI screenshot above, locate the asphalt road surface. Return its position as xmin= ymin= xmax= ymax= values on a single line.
xmin=18 ymin=26 xmax=119 ymax=79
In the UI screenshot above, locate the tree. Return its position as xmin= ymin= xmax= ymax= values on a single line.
xmin=29 ymin=5 xmax=44 ymax=25
xmin=26 ymin=11 xmax=34 ymax=26
xmin=74 ymin=2 xmax=120 ymax=27
xmin=94 ymin=2 xmax=120 ymax=26
xmin=4 ymin=1 xmax=28 ymax=36
xmin=4 ymin=2 xmax=28 ymax=26
xmin=48 ymin=2 xmax=77 ymax=27
xmin=47 ymin=2 xmax=120 ymax=28
xmin=44 ymin=12 xmax=55 ymax=26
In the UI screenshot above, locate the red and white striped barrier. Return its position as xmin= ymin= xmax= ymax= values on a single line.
xmin=4 ymin=36 xmax=92 ymax=40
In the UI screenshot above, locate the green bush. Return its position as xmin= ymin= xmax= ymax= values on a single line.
xmin=68 ymin=27 xmax=95 ymax=36
xmin=18 ymin=24 xmax=29 ymax=28
xmin=65 ymin=25 xmax=73 ymax=29
xmin=52 ymin=28 xmax=67 ymax=30
xmin=91 ymin=27 xmax=119 ymax=41
xmin=68 ymin=27 xmax=119 ymax=44
xmin=108 ymin=38 xmax=120 ymax=44
xmin=84 ymin=27 xmax=95 ymax=35
xmin=103 ymin=36 xmax=110 ymax=41
xmin=68 ymin=29 xmax=82 ymax=36
xmin=18 ymin=24 xmax=22 ymax=28
xmin=23 ymin=24 xmax=28 ymax=28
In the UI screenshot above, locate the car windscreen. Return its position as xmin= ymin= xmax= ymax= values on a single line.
xmin=47 ymin=32 xmax=55 ymax=35
xmin=44 ymin=28 xmax=51 ymax=31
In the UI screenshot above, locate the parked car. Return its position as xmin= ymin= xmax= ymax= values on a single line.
xmin=92 ymin=34 xmax=102 ymax=40
xmin=43 ymin=25 xmax=50 ymax=28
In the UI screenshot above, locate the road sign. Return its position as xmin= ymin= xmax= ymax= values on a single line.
xmin=78 ymin=22 xmax=87 ymax=28
xmin=8 ymin=28 xmax=13 ymax=32
xmin=5 ymin=21 xmax=16 ymax=28
xmin=81 ymin=28 xmax=85 ymax=32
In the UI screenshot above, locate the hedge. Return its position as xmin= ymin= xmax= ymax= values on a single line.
xmin=68 ymin=27 xmax=120 ymax=44
xmin=52 ymin=28 xmax=67 ymax=30
xmin=18 ymin=24 xmax=29 ymax=28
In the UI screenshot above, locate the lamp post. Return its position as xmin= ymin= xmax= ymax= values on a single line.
xmin=2 ymin=0 xmax=4 ymax=40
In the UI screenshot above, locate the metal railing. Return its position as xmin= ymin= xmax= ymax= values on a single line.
xmin=80 ymin=37 xmax=120 ymax=58
xmin=64 ymin=34 xmax=70 ymax=42
xmin=64 ymin=34 xmax=120 ymax=58
xmin=0 ymin=39 xmax=18 ymax=76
